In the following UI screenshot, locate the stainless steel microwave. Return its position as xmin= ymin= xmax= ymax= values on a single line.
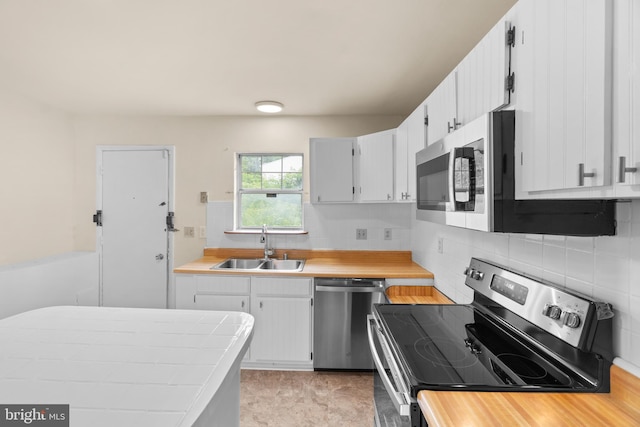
xmin=416 ymin=110 xmax=617 ymax=236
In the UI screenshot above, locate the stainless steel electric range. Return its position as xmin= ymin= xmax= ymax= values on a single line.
xmin=368 ymin=258 xmax=615 ymax=427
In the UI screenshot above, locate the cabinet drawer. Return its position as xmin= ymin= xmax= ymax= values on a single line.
xmin=251 ymin=277 xmax=312 ymax=297
xmin=195 ymin=275 xmax=250 ymax=294
xmin=195 ymin=294 xmax=250 ymax=312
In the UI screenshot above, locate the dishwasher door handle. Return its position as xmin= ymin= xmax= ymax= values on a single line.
xmin=316 ymin=285 xmax=385 ymax=293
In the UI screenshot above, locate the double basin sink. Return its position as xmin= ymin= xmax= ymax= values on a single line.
xmin=211 ymin=257 xmax=305 ymax=272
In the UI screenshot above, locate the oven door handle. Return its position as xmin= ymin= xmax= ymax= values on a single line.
xmin=367 ymin=315 xmax=411 ymax=417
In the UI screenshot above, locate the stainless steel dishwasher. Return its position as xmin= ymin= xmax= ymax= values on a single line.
xmin=313 ymin=278 xmax=387 ymax=370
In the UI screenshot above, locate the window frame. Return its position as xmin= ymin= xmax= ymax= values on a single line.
xmin=235 ymin=152 xmax=304 ymax=231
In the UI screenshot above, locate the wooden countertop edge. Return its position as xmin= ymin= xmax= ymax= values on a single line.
xmin=417 ymin=361 xmax=640 ymax=426
xmin=174 ymin=249 xmax=434 ymax=279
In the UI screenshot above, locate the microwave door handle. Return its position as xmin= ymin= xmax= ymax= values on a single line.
xmin=449 ymin=147 xmax=476 ymax=209
xmin=367 ymin=315 xmax=411 ymax=417
xmin=447 ymin=148 xmax=457 ymax=211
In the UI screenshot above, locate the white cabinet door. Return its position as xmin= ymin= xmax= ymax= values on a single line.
xmin=250 ymin=296 xmax=312 ymax=362
xmin=394 ymin=118 xmax=409 ymax=201
xmin=310 ymin=137 xmax=355 ymax=203
xmin=457 ymin=19 xmax=511 ymax=125
xmin=250 ymin=277 xmax=312 ymax=364
xmin=517 ymin=0 xmax=612 ymax=193
xmin=357 ymin=129 xmax=395 ymax=202
xmin=426 ymin=70 xmax=458 ymax=144
xmin=612 ymin=0 xmax=640 ymax=191
xmin=395 ymin=113 xmax=424 ymax=202
xmin=175 ymin=274 xmax=196 ymax=309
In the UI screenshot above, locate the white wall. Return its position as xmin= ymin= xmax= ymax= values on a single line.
xmin=0 ymin=83 xmax=76 ymax=265
xmin=72 ymin=115 xmax=403 ymax=266
xmin=0 ymin=251 xmax=99 ymax=319
xmin=411 ymin=200 xmax=640 ymax=368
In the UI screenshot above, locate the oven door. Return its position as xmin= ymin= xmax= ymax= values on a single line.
xmin=368 ymin=315 xmax=424 ymax=427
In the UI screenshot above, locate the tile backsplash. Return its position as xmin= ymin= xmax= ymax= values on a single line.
xmin=410 ymin=199 xmax=640 ymax=369
xmin=206 ymin=201 xmax=413 ymax=251
xmin=207 ymin=199 xmax=640 ymax=368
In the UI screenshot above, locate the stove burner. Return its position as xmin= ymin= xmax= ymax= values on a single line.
xmin=498 ymin=353 xmax=547 ymax=380
xmin=413 ymin=336 xmax=479 ymax=369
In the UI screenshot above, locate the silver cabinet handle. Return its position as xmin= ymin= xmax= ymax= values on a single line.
xmin=618 ymin=156 xmax=638 ymax=183
xmin=578 ymin=163 xmax=596 ymax=186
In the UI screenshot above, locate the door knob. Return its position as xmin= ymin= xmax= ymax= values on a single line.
xmin=155 ymin=254 xmax=164 ymax=261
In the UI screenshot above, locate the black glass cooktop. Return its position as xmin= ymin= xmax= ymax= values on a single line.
xmin=374 ymin=304 xmax=594 ymax=396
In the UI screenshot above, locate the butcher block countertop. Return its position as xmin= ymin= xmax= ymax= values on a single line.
xmin=418 ymin=364 xmax=640 ymax=426
xmin=388 ymin=287 xmax=640 ymax=426
xmin=174 ymin=248 xmax=434 ymax=279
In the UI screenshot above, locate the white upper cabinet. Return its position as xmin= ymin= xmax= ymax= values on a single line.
xmin=310 ymin=137 xmax=355 ymax=203
xmin=457 ymin=19 xmax=513 ymax=125
xmin=516 ymin=0 xmax=613 ymax=193
xmin=612 ymin=0 xmax=640 ymax=193
xmin=394 ymin=118 xmax=410 ymax=201
xmin=357 ymin=129 xmax=395 ymax=202
xmin=426 ymin=70 xmax=458 ymax=145
xmin=395 ymin=104 xmax=425 ymax=202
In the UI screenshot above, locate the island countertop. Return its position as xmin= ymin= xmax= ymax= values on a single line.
xmin=0 ymin=306 xmax=254 ymax=427
xmin=174 ymin=248 xmax=434 ymax=279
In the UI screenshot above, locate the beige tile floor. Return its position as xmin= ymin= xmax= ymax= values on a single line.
xmin=240 ymin=369 xmax=374 ymax=427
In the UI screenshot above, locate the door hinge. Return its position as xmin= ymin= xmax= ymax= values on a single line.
xmin=506 ymin=73 xmax=515 ymax=92
xmin=352 ymin=148 xmax=355 ymax=156
xmin=92 ymin=210 xmax=103 ymax=227
xmin=310 ymin=352 xmax=313 ymax=361
xmin=424 ymin=115 xmax=429 ymax=126
xmin=166 ymin=212 xmax=178 ymax=232
xmin=310 ymin=298 xmax=313 ymax=307
xmin=506 ymin=25 xmax=516 ymax=47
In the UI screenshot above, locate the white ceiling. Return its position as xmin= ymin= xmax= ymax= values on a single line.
xmin=0 ymin=0 xmax=516 ymax=117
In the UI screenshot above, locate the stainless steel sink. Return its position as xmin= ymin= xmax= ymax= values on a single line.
xmin=212 ymin=258 xmax=264 ymax=270
xmin=211 ymin=258 xmax=305 ymax=271
xmin=259 ymin=259 xmax=305 ymax=271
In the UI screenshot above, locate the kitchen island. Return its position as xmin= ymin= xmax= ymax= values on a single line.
xmin=0 ymin=306 xmax=254 ymax=427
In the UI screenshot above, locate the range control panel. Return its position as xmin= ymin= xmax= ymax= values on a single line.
xmin=464 ymin=258 xmax=614 ymax=350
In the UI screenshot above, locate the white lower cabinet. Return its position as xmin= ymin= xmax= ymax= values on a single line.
xmin=249 ymin=277 xmax=313 ymax=368
xmin=174 ymin=274 xmax=313 ymax=369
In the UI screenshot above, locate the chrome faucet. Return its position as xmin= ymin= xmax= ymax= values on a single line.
xmin=261 ymin=224 xmax=274 ymax=260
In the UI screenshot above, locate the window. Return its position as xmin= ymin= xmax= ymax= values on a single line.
xmin=236 ymin=153 xmax=303 ymax=229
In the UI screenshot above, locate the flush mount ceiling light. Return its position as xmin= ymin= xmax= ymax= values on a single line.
xmin=255 ymin=101 xmax=284 ymax=113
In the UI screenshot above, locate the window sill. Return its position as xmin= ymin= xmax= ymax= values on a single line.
xmin=224 ymin=229 xmax=309 ymax=235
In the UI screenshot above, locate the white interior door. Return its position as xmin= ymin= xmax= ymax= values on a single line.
xmin=97 ymin=147 xmax=174 ymax=308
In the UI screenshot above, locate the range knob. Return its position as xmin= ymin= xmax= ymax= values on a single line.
xmin=542 ymin=304 xmax=562 ymax=320
xmin=471 ymin=270 xmax=484 ymax=280
xmin=563 ymin=312 xmax=581 ymax=328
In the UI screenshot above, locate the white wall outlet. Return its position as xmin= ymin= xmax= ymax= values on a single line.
xmin=199 ymin=225 xmax=207 ymax=238
xmin=184 ymin=226 xmax=195 ymax=238
xmin=356 ymin=228 xmax=367 ymax=240
xmin=384 ymin=228 xmax=392 ymax=240
xmin=200 ymin=192 xmax=208 ymax=203
xmin=437 ymin=237 xmax=444 ymax=254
